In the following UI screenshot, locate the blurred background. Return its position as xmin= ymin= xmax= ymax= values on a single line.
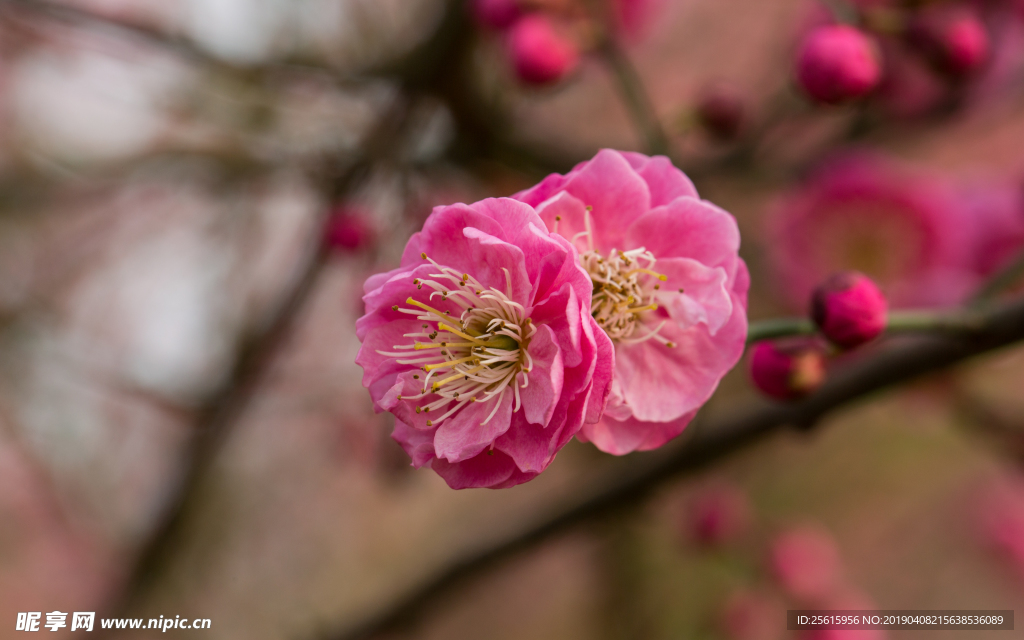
xmin=2 ymin=0 xmax=1024 ymax=638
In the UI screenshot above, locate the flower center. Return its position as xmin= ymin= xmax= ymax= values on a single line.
xmin=558 ymin=208 xmax=678 ymax=348
xmin=377 ymin=255 xmax=536 ymax=429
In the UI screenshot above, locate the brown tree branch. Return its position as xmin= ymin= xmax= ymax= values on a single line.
xmin=324 ymin=295 xmax=1024 ymax=640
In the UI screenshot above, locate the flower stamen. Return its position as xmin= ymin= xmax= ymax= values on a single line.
xmin=376 ymin=255 xmax=537 ymax=430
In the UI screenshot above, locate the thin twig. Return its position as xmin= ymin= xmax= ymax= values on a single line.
xmin=745 ymin=308 xmax=986 ymax=345
xmin=324 ymin=294 xmax=1024 ymax=640
xmin=596 ymin=38 xmax=670 ymax=156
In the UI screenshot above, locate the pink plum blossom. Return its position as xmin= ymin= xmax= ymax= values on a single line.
xmin=356 ymin=198 xmax=613 ymax=489
xmin=769 ymin=524 xmax=844 ymax=602
xmin=514 ymin=149 xmax=749 ymax=455
xmin=610 ymin=0 xmax=666 ymax=43
xmin=767 ymin=154 xmax=975 ymax=310
xmin=960 ymin=181 xmax=1024 ymax=280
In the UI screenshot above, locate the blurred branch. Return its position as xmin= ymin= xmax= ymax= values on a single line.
xmin=0 ymin=0 xmax=367 ymax=88
xmin=746 ymin=317 xmax=816 ymax=344
xmin=97 ymin=96 xmax=413 ymax=625
xmin=746 ymin=308 xmax=986 ymax=345
xmin=325 ymin=294 xmax=1024 ymax=640
xmin=596 ymin=37 xmax=670 ymax=156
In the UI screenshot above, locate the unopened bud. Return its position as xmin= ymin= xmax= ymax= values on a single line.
xmin=811 ymin=271 xmax=887 ymax=349
xmin=470 ymin=0 xmax=521 ymax=31
xmin=907 ymin=5 xmax=989 ymax=77
xmin=749 ymin=339 xmax=826 ymax=401
xmin=507 ymin=15 xmax=579 ymax=86
xmin=324 ymin=207 xmax=376 ymax=253
xmin=796 ymin=25 xmax=882 ymax=103
xmin=695 ymin=83 xmax=746 ymax=140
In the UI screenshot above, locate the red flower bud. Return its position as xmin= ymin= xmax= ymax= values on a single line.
xmin=749 ymin=339 xmax=826 ymax=401
xmin=907 ymin=6 xmax=989 ymax=77
xmin=811 ymin=271 xmax=887 ymax=349
xmin=470 ymin=0 xmax=521 ymax=31
xmin=695 ymin=83 xmax=746 ymax=140
xmin=507 ymin=15 xmax=579 ymax=85
xmin=796 ymin=25 xmax=882 ymax=103
xmin=324 ymin=208 xmax=376 ymax=253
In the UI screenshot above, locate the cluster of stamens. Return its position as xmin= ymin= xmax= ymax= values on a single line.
xmin=556 ymin=209 xmax=681 ymax=347
xmin=377 ymin=254 xmax=536 ymax=430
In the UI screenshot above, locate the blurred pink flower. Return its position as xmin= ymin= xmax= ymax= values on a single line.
xmin=610 ymin=0 xmax=666 ymax=42
xmin=685 ymin=482 xmax=752 ymax=546
xmin=796 ymin=25 xmax=882 ymax=104
xmin=356 ymin=198 xmax=613 ymax=489
xmin=324 ymin=207 xmax=376 ymax=253
xmin=719 ymin=589 xmax=783 ymax=640
xmin=769 ymin=524 xmax=844 ymax=602
xmin=749 ymin=339 xmax=827 ymax=401
xmin=960 ymin=181 xmax=1024 ymax=279
xmin=514 ymin=149 xmax=749 ymax=454
xmin=507 ymin=15 xmax=579 ymax=85
xmin=767 ymin=154 xmax=975 ymax=309
xmin=811 ymin=271 xmax=888 ymax=350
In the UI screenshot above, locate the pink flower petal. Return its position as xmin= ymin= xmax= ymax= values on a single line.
xmin=519 ymin=324 xmax=564 ymax=426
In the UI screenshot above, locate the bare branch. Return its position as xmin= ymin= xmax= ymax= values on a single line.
xmin=325 ymin=295 xmax=1024 ymax=640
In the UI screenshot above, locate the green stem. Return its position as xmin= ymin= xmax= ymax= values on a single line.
xmin=971 ymin=248 xmax=1024 ymax=304
xmin=746 ymin=310 xmax=985 ymax=346
xmin=745 ymin=318 xmax=816 ymax=345
xmin=597 ymin=38 xmax=670 ymax=156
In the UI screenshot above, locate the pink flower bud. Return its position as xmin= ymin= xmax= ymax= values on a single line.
xmin=324 ymin=208 xmax=376 ymax=253
xmin=507 ymin=15 xmax=579 ymax=85
xmin=685 ymin=483 xmax=752 ymax=546
xmin=696 ymin=83 xmax=746 ymax=140
xmin=908 ymin=6 xmax=989 ymax=77
xmin=796 ymin=25 xmax=882 ymax=103
xmin=470 ymin=0 xmax=521 ymax=31
xmin=769 ymin=524 xmax=843 ymax=602
xmin=811 ymin=271 xmax=887 ymax=349
xmin=749 ymin=340 xmax=826 ymax=401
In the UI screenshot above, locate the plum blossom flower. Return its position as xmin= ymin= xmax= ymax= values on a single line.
xmin=769 ymin=524 xmax=844 ymax=602
xmin=356 ymin=198 xmax=613 ymax=489
xmin=767 ymin=154 xmax=975 ymax=310
xmin=514 ymin=149 xmax=749 ymax=455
